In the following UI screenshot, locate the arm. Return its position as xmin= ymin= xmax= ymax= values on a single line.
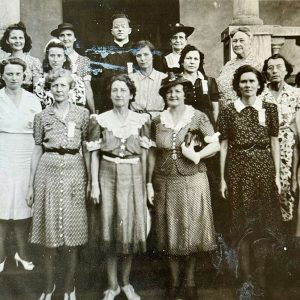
xmin=84 ymin=80 xmax=96 ymax=113
xmin=271 ymin=136 xmax=281 ymax=194
xmin=146 ymin=147 xmax=156 ymax=205
xmin=292 ymin=111 xmax=300 ymax=193
xmin=90 ymin=150 xmax=101 ymax=204
xmin=212 ymin=102 xmax=219 ymax=124
xmin=220 ymin=139 xmax=228 ymax=198
xmin=82 ymin=141 xmax=91 ymax=196
xmin=26 ymin=145 xmax=43 ymax=206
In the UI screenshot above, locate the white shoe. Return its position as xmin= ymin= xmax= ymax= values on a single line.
xmin=121 ymin=284 xmax=141 ymax=300
xmin=102 ymin=286 xmax=121 ymax=300
xmin=14 ymin=252 xmax=35 ymax=271
xmin=38 ymin=284 xmax=56 ymax=300
xmin=0 ymin=257 xmax=6 ymax=272
xmin=64 ymin=286 xmax=76 ymax=300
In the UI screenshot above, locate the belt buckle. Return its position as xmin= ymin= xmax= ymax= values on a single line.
xmin=115 ymin=157 xmax=121 ymax=164
xmin=172 ymin=154 xmax=177 ymax=160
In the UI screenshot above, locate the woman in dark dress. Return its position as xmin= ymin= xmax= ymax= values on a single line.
xmin=218 ymin=65 xmax=283 ymax=298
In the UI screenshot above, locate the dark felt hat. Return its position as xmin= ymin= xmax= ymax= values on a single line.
xmin=159 ymin=73 xmax=193 ymax=98
xmin=51 ymin=23 xmax=76 ymax=37
xmin=168 ymin=23 xmax=194 ymax=38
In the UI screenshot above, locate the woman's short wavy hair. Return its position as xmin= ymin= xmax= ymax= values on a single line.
xmin=179 ymin=44 xmax=206 ymax=76
xmin=262 ymin=54 xmax=293 ymax=80
xmin=0 ymin=57 xmax=27 ymax=75
xmin=107 ymin=74 xmax=136 ymax=105
xmin=232 ymin=65 xmax=265 ymax=97
xmin=43 ymin=41 xmax=72 ymax=73
xmin=0 ymin=22 xmax=32 ymax=53
xmin=44 ymin=69 xmax=75 ymax=91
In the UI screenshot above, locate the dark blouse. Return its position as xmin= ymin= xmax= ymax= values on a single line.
xmin=218 ymin=101 xmax=279 ymax=148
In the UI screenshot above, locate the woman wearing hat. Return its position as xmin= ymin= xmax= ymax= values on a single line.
xmin=216 ymin=26 xmax=262 ymax=107
xmin=0 ymin=22 xmax=42 ymax=92
xmin=51 ymin=23 xmax=95 ymax=113
xmin=162 ymin=23 xmax=194 ymax=74
xmin=147 ymin=73 xmax=219 ymax=299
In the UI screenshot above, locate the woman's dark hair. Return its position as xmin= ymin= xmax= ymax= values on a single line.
xmin=262 ymin=54 xmax=293 ymax=80
xmin=179 ymin=44 xmax=206 ymax=76
xmin=107 ymin=74 xmax=136 ymax=105
xmin=42 ymin=41 xmax=72 ymax=73
xmin=0 ymin=57 xmax=27 ymax=75
xmin=232 ymin=65 xmax=265 ymax=97
xmin=0 ymin=22 xmax=32 ymax=53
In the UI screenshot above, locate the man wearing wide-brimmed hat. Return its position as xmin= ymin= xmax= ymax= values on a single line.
xmin=51 ymin=22 xmax=95 ymax=113
xmin=162 ymin=23 xmax=195 ymax=73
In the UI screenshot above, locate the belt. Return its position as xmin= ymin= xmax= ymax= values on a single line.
xmin=102 ymin=155 xmax=139 ymax=164
xmin=230 ymin=144 xmax=270 ymax=151
xmin=45 ymin=148 xmax=79 ymax=155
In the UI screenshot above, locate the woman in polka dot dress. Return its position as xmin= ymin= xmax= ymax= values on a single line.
xmin=218 ymin=65 xmax=283 ymax=298
xmin=26 ymin=69 xmax=90 ymax=300
xmin=147 ymin=74 xmax=219 ymax=300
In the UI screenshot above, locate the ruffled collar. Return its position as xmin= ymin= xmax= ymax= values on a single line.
xmin=93 ymin=109 xmax=149 ymax=139
xmin=160 ymin=105 xmax=195 ymax=132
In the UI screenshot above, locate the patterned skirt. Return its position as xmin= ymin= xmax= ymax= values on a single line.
xmin=30 ymin=152 xmax=88 ymax=248
xmin=153 ymin=170 xmax=216 ymax=256
xmin=99 ymin=159 xmax=147 ymax=254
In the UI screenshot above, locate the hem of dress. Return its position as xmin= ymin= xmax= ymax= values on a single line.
xmin=30 ymin=240 xmax=88 ymax=248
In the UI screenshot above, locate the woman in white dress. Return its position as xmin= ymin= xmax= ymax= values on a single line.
xmin=0 ymin=57 xmax=41 ymax=272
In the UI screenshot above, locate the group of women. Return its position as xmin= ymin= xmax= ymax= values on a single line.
xmin=0 ymin=19 xmax=300 ymax=300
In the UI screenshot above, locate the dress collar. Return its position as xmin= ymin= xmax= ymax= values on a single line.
xmin=234 ymin=97 xmax=263 ymax=113
xmin=114 ymin=39 xmax=129 ymax=48
xmin=136 ymin=69 xmax=156 ymax=81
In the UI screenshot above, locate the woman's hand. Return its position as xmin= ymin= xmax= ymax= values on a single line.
xmin=275 ymin=175 xmax=281 ymax=195
xmin=26 ymin=186 xmax=34 ymax=207
xmin=147 ymin=183 xmax=154 ymax=206
xmin=181 ymin=141 xmax=200 ymax=164
xmin=220 ymin=179 xmax=228 ymax=199
xmin=90 ymin=183 xmax=101 ymax=205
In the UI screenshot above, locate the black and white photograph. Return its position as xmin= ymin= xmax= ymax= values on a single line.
xmin=0 ymin=0 xmax=300 ymax=299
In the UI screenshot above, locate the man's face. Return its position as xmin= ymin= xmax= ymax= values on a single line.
xmin=111 ymin=18 xmax=131 ymax=42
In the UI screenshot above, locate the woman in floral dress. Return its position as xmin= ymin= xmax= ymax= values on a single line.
xmin=261 ymin=54 xmax=300 ymax=222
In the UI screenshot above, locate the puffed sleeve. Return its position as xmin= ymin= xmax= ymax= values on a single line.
xmin=208 ymin=77 xmax=220 ymax=102
xmin=33 ymin=113 xmax=44 ymax=145
xmin=139 ymin=114 xmax=155 ymax=149
xmin=31 ymin=57 xmax=43 ymax=79
xmin=217 ymin=106 xmax=229 ymax=140
xmin=81 ymin=108 xmax=90 ymax=141
xmin=86 ymin=114 xmax=102 ymax=151
xmin=197 ymin=111 xmax=215 ymax=137
xmin=267 ymin=103 xmax=279 ymax=137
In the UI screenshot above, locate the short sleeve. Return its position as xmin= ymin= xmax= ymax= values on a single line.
xmin=86 ymin=115 xmax=101 ymax=151
xmin=81 ymin=108 xmax=90 ymax=141
xmin=82 ymin=57 xmax=92 ymax=81
xmin=139 ymin=114 xmax=155 ymax=149
xmin=33 ymin=113 xmax=44 ymax=145
xmin=197 ymin=112 xmax=215 ymax=137
xmin=70 ymin=75 xmax=86 ymax=106
xmin=31 ymin=57 xmax=43 ymax=79
xmin=150 ymin=117 xmax=158 ymax=144
xmin=267 ymin=104 xmax=279 ymax=137
xmin=217 ymin=106 xmax=229 ymax=140
xmin=208 ymin=77 xmax=220 ymax=102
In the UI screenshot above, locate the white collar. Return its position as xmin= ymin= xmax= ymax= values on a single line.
xmin=67 ymin=50 xmax=79 ymax=63
xmin=114 ymin=39 xmax=129 ymax=47
xmin=234 ymin=97 xmax=263 ymax=113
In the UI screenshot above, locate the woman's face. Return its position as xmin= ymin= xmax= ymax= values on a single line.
xmin=232 ymin=31 xmax=251 ymax=58
xmin=111 ymin=80 xmax=133 ymax=108
xmin=58 ymin=29 xmax=76 ymax=50
xmin=171 ymin=32 xmax=187 ymax=52
xmin=166 ymin=84 xmax=185 ymax=108
xmin=7 ymin=29 xmax=25 ymax=52
xmin=182 ymin=50 xmax=200 ymax=74
xmin=48 ymin=47 xmax=66 ymax=70
xmin=2 ymin=63 xmax=24 ymax=90
xmin=136 ymin=46 xmax=153 ymax=70
xmin=50 ymin=76 xmax=70 ymax=103
xmin=266 ymin=58 xmax=287 ymax=84
xmin=238 ymin=72 xmax=260 ymax=98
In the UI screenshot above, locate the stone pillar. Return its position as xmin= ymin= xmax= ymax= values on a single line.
xmin=0 ymin=0 xmax=20 ymax=57
xmin=231 ymin=0 xmax=263 ymax=25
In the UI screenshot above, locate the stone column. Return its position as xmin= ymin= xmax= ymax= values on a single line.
xmin=231 ymin=0 xmax=263 ymax=25
xmin=0 ymin=0 xmax=20 ymax=57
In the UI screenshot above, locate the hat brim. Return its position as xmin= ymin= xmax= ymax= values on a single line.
xmin=168 ymin=26 xmax=195 ymax=38
xmin=51 ymin=26 xmax=75 ymax=37
xmin=159 ymin=79 xmax=193 ymax=98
